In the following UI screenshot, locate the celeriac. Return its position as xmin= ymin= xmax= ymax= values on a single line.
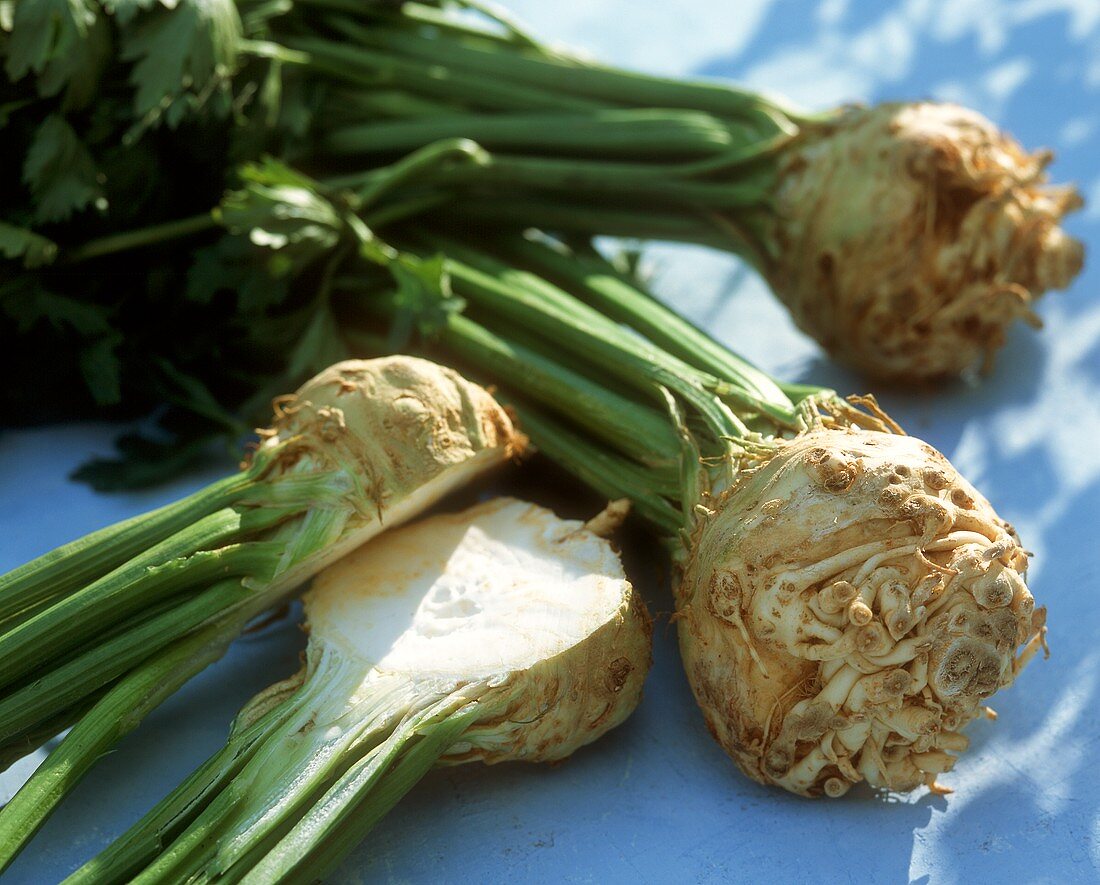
xmin=71 ymin=497 xmax=651 ymax=883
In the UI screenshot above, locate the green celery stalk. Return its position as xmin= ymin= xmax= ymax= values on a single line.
xmin=0 ymin=616 xmax=247 ymax=874
xmin=68 ymin=497 xmax=651 ymax=882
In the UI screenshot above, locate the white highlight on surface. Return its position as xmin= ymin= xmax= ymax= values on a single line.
xmin=504 ymin=0 xmax=778 ymax=75
xmin=1059 ymin=116 xmax=1096 ymax=145
xmin=1019 ymin=0 xmax=1100 ymax=38
xmin=817 ymin=0 xmax=850 ymax=26
xmin=0 ymin=746 xmax=53 ymax=806
xmin=982 ymin=58 xmax=1033 ymax=102
xmin=931 ymin=0 xmax=1100 ymax=50
xmin=1091 ymin=812 xmax=1100 ymax=870
xmin=736 ymin=0 xmax=931 ymax=108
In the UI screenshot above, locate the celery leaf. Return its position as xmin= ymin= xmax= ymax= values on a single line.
xmin=120 ymin=0 xmax=243 ymax=122
xmin=0 ymin=223 xmax=59 ymax=268
xmin=23 ymin=114 xmax=104 ymax=223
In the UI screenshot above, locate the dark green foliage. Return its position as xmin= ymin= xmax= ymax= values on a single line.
xmin=1 ymin=0 xmax=790 ymax=489
xmin=0 ymin=0 xmax=306 ymax=486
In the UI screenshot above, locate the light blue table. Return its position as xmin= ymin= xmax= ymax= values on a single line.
xmin=3 ymin=2 xmax=1099 ymax=881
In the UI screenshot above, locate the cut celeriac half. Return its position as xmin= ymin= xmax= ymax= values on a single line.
xmin=71 ymin=497 xmax=651 ymax=884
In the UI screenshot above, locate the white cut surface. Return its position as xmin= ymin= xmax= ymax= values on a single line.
xmin=305 ymin=498 xmax=629 ymax=681
xmin=266 ymin=447 xmax=508 ymax=602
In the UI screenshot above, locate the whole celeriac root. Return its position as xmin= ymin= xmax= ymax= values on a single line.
xmin=70 ymin=498 xmax=651 ymax=883
xmin=770 ymin=102 xmax=1084 ymax=380
xmin=677 ymin=426 xmax=1047 ymax=797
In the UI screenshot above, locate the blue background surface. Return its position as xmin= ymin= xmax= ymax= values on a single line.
xmin=2 ymin=1 xmax=1099 ymax=882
